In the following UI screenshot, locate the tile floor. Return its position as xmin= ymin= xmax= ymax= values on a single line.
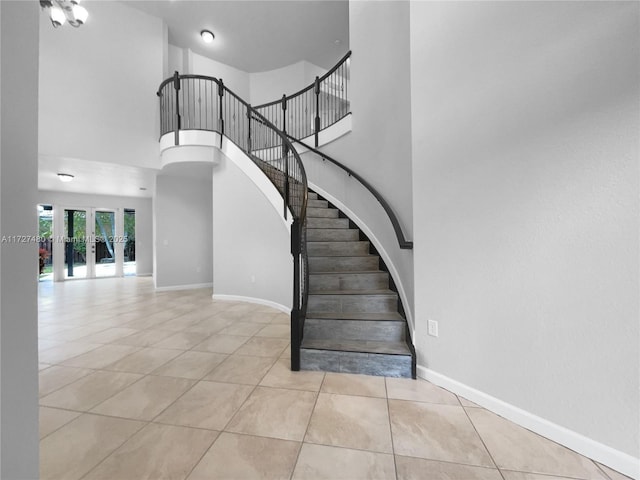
xmin=38 ymin=277 xmax=630 ymax=480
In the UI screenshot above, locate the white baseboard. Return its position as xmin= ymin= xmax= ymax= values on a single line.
xmin=155 ymin=282 xmax=213 ymax=292
xmin=136 ymin=273 xmax=152 ymax=277
xmin=211 ymin=294 xmax=290 ymax=314
xmin=417 ymin=365 xmax=639 ymax=479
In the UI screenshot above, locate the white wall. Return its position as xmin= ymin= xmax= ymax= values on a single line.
xmin=39 ymin=1 xmax=164 ymax=169
xmin=154 ymin=169 xmax=213 ymax=289
xmin=250 ymin=60 xmax=326 ymax=106
xmin=38 ymin=191 xmax=153 ymax=276
xmin=411 ymin=0 xmax=639 ymax=463
xmin=306 ymin=1 xmax=415 ymax=320
xmin=0 ymin=1 xmax=40 ymax=477
xmin=168 ymin=44 xmax=185 ymax=76
xmin=211 ymin=154 xmax=292 ymax=310
xmin=190 ymin=50 xmax=251 ymax=101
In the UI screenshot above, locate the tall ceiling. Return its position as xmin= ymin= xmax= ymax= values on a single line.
xmin=125 ymin=0 xmax=350 ymax=72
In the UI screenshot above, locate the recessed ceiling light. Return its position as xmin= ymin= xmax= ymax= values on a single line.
xmin=201 ymin=30 xmax=214 ymax=43
xmin=57 ymin=173 xmax=74 ymax=182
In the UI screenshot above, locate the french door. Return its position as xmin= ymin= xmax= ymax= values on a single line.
xmin=53 ymin=207 xmax=124 ymax=281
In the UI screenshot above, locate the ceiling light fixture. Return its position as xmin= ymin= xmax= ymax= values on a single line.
xmin=57 ymin=173 xmax=75 ymax=182
xmin=201 ymin=30 xmax=215 ymax=44
xmin=40 ymin=0 xmax=89 ymax=28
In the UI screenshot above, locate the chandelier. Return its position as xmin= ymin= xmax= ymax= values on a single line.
xmin=40 ymin=0 xmax=89 ymax=28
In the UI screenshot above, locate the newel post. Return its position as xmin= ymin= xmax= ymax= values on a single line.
xmin=173 ymin=71 xmax=181 ymax=146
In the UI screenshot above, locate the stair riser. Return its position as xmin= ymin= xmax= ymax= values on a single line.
xmin=300 ymin=349 xmax=412 ymax=378
xmin=308 ymin=256 xmax=379 ymax=272
xmin=307 ymin=208 xmax=339 ymax=218
xmin=308 ymin=294 xmax=398 ymax=314
xmin=306 ymin=217 xmax=349 ymax=229
xmin=305 ymin=319 xmax=405 ymax=342
xmin=307 ymin=242 xmax=369 ymax=256
xmin=308 ymin=192 xmax=318 ymax=200
xmin=309 ymin=272 xmax=389 ymax=291
xmin=307 ymin=199 xmax=328 ymax=208
xmin=307 ymin=229 xmax=359 ymax=242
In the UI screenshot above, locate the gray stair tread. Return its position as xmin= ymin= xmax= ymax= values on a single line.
xmin=306 ymin=312 xmax=405 ymax=321
xmin=301 ymin=338 xmax=411 ymax=355
xmin=309 ymin=270 xmax=384 ymax=275
xmin=308 ymin=254 xmax=376 ymax=259
xmin=308 ymin=289 xmax=397 ymax=296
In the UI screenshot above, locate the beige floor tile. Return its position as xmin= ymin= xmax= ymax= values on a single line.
xmin=111 ymin=327 xmax=175 ymax=347
xmin=156 ymin=380 xmax=254 ymax=430
xmin=242 ymin=310 xmax=281 ymax=324
xmin=188 ymin=432 xmax=300 ymax=480
xmin=39 ymin=365 xmax=93 ymax=397
xmin=74 ymin=327 xmax=140 ymax=344
xmin=501 ymin=472 xmax=588 ymax=480
xmin=184 ymin=317 xmax=234 ymax=335
xmin=467 ymin=408 xmax=608 ymax=479
xmin=103 ymin=347 xmax=182 ymax=374
xmin=321 ymin=372 xmax=386 ymax=398
xmin=39 ymin=363 xmax=52 ymax=371
xmin=153 ymin=351 xmax=228 ymax=379
xmin=292 ymin=443 xmax=396 ymax=480
xmin=157 ymin=315 xmax=205 ymax=332
xmin=60 ymin=344 xmax=141 ymax=369
xmin=192 ymin=334 xmax=251 ymax=354
xmin=260 ymin=358 xmax=325 ymax=391
xmin=38 ymin=338 xmax=65 ymax=352
xmin=234 ymin=337 xmax=289 ymax=357
xmin=280 ymin=344 xmax=292 ymax=359
xmin=389 ymin=399 xmax=494 ymax=467
xmin=90 ymin=375 xmax=194 ymax=420
xmin=226 ymin=386 xmax=317 ymax=441
xmin=83 ymin=423 xmax=218 ymax=480
xmin=40 ymin=413 xmax=144 ymax=480
xmin=218 ymin=322 xmax=266 ymax=336
xmin=396 ymin=455 xmax=502 ymax=480
xmin=305 ymin=393 xmax=393 ymax=453
xmin=459 ymin=396 xmax=483 ymax=408
xmin=269 ymin=312 xmax=290 ymax=324
xmin=597 ymin=463 xmax=634 ymax=480
xmin=38 ymin=341 xmax=102 ymax=365
xmin=386 ymin=377 xmax=459 ymax=405
xmin=39 ymin=407 xmax=81 ymax=439
xmin=40 ymin=370 xmax=143 ymax=411
xmin=153 ymin=331 xmax=211 ymax=350
xmin=205 ymin=354 xmax=276 ymax=385
xmin=255 ymin=324 xmax=290 ymax=338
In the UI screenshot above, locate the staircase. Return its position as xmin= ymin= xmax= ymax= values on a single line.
xmin=301 ymin=191 xmax=415 ymax=378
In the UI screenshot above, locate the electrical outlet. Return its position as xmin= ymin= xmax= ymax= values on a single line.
xmin=428 ymin=319 xmax=439 ymax=337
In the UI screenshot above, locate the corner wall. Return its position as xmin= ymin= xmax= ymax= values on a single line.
xmin=154 ymin=170 xmax=213 ymax=289
xmin=0 ymin=1 xmax=40 ymax=477
xmin=410 ymin=0 xmax=639 ymax=466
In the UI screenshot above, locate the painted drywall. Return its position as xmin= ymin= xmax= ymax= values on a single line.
xmin=38 ymin=191 xmax=153 ymax=276
xmin=304 ymin=1 xmax=415 ymax=319
xmin=168 ymin=44 xmax=185 ymax=75
xmin=250 ymin=60 xmax=326 ymax=106
xmin=212 ymin=152 xmax=292 ymax=309
xmin=154 ymin=169 xmax=213 ymax=289
xmin=0 ymin=1 xmax=40 ymax=477
xmin=190 ymin=50 xmax=251 ymax=101
xmin=410 ymin=0 xmax=639 ymax=460
xmin=39 ymin=1 xmax=164 ymax=169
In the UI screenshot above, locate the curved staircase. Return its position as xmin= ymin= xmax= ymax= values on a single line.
xmin=301 ymin=191 xmax=415 ymax=378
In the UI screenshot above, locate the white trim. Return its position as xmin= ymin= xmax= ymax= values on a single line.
xmin=212 ymin=294 xmax=290 ymax=314
xmin=136 ymin=273 xmax=152 ymax=277
xmin=308 ymin=182 xmax=414 ymax=337
xmin=295 ymin=114 xmax=353 ymax=151
xmin=417 ymin=365 xmax=640 ymax=479
xmin=155 ymin=282 xmax=213 ymax=292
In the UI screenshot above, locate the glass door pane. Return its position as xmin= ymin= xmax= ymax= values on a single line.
xmin=38 ymin=205 xmax=54 ymax=281
xmin=95 ymin=210 xmax=116 ymax=278
xmin=64 ymin=209 xmax=87 ymax=279
xmin=124 ymin=209 xmax=136 ymax=276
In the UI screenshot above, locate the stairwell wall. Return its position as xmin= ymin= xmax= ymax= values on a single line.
xmin=306 ymin=0 xmax=414 ymax=322
xmin=410 ymin=0 xmax=639 ymax=465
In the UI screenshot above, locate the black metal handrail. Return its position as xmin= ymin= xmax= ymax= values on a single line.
xmin=289 ymin=135 xmax=413 ymax=250
xmin=157 ymin=73 xmax=309 ymax=371
xmin=254 ymin=51 xmax=351 ymax=148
